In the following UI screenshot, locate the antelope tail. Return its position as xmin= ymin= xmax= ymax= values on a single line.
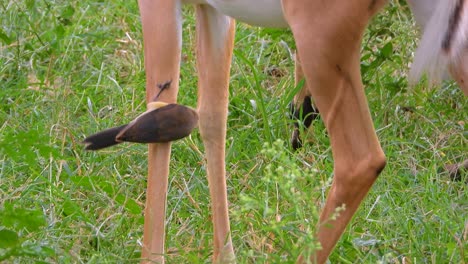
xmin=410 ymin=0 xmax=468 ymax=85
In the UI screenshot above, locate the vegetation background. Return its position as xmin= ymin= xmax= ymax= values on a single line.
xmin=0 ymin=0 xmax=466 ymax=263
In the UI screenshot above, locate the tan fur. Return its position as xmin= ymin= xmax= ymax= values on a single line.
xmin=195 ymin=5 xmax=236 ymax=263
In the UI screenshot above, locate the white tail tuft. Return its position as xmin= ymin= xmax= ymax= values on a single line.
xmin=409 ymin=0 xmax=468 ymax=86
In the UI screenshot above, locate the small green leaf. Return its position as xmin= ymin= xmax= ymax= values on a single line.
xmin=446 ymin=242 xmax=456 ymax=256
xmin=62 ymin=199 xmax=84 ymax=219
xmin=380 ymin=42 xmax=393 ymax=58
xmin=0 ymin=30 xmax=12 ymax=45
xmin=114 ymin=194 xmax=141 ymax=215
xmin=25 ymin=0 xmax=35 ymax=10
xmin=61 ymin=5 xmax=75 ymax=20
xmin=55 ymin=25 xmax=65 ymax=38
xmin=0 ymin=204 xmax=46 ymax=232
xmin=123 ymin=197 xmax=142 ymax=215
xmin=0 ymin=229 xmax=19 ymax=248
xmin=0 ymin=129 xmax=60 ymax=166
xmin=70 ymin=175 xmax=95 ymax=190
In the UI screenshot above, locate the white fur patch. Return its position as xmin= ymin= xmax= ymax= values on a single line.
xmin=203 ymin=5 xmax=234 ymax=51
xmin=410 ymin=0 xmax=468 ymax=85
xmin=407 ymin=0 xmax=439 ymax=27
xmin=184 ymin=0 xmax=287 ymax=28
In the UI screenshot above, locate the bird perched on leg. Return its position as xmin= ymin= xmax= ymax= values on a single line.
xmin=83 ymin=101 xmax=199 ymax=150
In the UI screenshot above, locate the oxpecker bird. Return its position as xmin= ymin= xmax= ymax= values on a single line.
xmin=83 ymin=102 xmax=198 ymax=150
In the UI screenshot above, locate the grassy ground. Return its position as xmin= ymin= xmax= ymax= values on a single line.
xmin=1 ymin=0 xmax=467 ymax=263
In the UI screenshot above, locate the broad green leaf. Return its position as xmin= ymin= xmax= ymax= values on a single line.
xmin=380 ymin=42 xmax=393 ymax=58
xmin=0 ymin=205 xmax=46 ymax=232
xmin=0 ymin=30 xmax=12 ymax=45
xmin=62 ymin=199 xmax=84 ymax=219
xmin=0 ymin=229 xmax=19 ymax=248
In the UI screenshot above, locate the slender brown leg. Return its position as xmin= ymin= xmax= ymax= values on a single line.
xmin=138 ymin=0 xmax=182 ymax=263
xmin=290 ymin=52 xmax=319 ymax=150
xmin=195 ymin=4 xmax=236 ymax=263
xmin=281 ymin=0 xmax=387 ymax=263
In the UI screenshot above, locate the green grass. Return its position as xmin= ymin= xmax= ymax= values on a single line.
xmin=1 ymin=0 xmax=467 ymax=263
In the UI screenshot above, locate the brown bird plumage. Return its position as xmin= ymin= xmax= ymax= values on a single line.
xmin=83 ymin=103 xmax=198 ymax=151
